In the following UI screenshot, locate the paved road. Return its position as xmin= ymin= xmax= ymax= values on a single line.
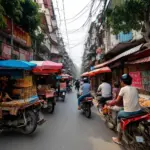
xmin=0 ymin=90 xmax=123 ymax=150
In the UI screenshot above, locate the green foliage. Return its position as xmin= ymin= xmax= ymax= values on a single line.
xmin=0 ymin=0 xmax=5 ymax=28
xmin=1 ymin=0 xmax=23 ymax=22
xmin=19 ymin=0 xmax=40 ymax=33
xmin=106 ymin=0 xmax=150 ymax=34
xmin=0 ymin=0 xmax=40 ymax=34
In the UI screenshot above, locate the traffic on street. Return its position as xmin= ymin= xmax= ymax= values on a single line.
xmin=0 ymin=89 xmax=123 ymax=150
xmin=0 ymin=0 xmax=150 ymax=150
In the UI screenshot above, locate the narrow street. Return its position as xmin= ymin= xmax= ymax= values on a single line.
xmin=0 ymin=90 xmax=123 ymax=150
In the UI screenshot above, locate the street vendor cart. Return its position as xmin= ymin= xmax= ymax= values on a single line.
xmin=0 ymin=60 xmax=45 ymax=135
xmin=31 ymin=61 xmax=63 ymax=113
xmin=56 ymin=74 xmax=71 ymax=101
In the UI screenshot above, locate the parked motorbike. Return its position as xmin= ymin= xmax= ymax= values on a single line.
xmin=120 ymin=110 xmax=150 ymax=150
xmin=80 ymin=97 xmax=93 ymax=118
xmin=39 ymin=95 xmax=56 ymax=113
xmin=0 ymin=100 xmax=45 ymax=135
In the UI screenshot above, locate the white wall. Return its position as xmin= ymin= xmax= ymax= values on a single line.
xmin=35 ymin=0 xmax=53 ymax=33
xmin=104 ymin=29 xmax=143 ymax=54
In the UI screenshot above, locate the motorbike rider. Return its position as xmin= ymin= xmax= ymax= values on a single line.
xmin=75 ymin=80 xmax=80 ymax=91
xmin=107 ymin=74 xmax=142 ymax=145
xmin=56 ymin=79 xmax=60 ymax=96
xmin=78 ymin=78 xmax=91 ymax=110
xmin=97 ymin=78 xmax=112 ymax=107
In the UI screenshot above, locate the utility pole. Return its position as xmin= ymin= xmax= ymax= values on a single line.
xmin=11 ymin=18 xmax=14 ymax=59
xmin=34 ymin=40 xmax=37 ymax=60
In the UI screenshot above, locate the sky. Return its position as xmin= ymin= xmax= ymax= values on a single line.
xmin=53 ymin=0 xmax=102 ymax=68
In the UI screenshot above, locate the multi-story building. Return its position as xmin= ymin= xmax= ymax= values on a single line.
xmin=82 ymin=0 xmax=150 ymax=97
xmin=35 ymin=0 xmax=77 ymax=77
xmin=0 ymin=16 xmax=33 ymax=61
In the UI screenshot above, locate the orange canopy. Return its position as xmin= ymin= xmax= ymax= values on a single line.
xmin=81 ymin=72 xmax=89 ymax=77
xmin=89 ymin=67 xmax=111 ymax=77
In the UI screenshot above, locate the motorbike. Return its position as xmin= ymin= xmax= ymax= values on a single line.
xmin=120 ymin=110 xmax=150 ymax=150
xmin=56 ymin=89 xmax=66 ymax=102
xmin=66 ymin=85 xmax=72 ymax=93
xmin=102 ymin=105 xmax=122 ymax=131
xmin=0 ymin=99 xmax=45 ymax=135
xmin=38 ymin=89 xmax=56 ymax=113
xmin=80 ymin=97 xmax=93 ymax=118
xmin=39 ymin=94 xmax=56 ymax=113
xmin=59 ymin=91 xmax=66 ymax=102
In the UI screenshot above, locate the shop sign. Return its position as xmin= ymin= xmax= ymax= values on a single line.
xmin=4 ymin=16 xmax=31 ymax=47
xmin=129 ymin=71 xmax=142 ymax=89
xmin=141 ymin=71 xmax=150 ymax=92
xmin=2 ymin=44 xmax=11 ymax=59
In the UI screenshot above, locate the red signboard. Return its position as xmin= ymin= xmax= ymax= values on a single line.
xmin=129 ymin=71 xmax=142 ymax=89
xmin=2 ymin=44 xmax=11 ymax=59
xmin=4 ymin=16 xmax=31 ymax=47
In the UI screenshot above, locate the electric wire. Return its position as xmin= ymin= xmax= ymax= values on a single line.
xmin=62 ymin=0 xmax=71 ymax=55
xmin=55 ymin=0 xmax=62 ymax=27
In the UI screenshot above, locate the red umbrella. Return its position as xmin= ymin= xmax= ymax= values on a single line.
xmin=89 ymin=67 xmax=111 ymax=77
xmin=81 ymin=72 xmax=89 ymax=77
xmin=31 ymin=61 xmax=63 ymax=74
xmin=61 ymin=74 xmax=70 ymax=79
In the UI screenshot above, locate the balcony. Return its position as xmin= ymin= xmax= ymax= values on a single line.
xmin=117 ymin=32 xmax=133 ymax=43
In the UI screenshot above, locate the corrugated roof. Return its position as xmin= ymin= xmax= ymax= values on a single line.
xmin=94 ymin=44 xmax=142 ymax=69
xmin=127 ymin=56 xmax=150 ymax=64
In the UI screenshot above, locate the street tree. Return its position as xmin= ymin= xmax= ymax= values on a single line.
xmin=20 ymin=0 xmax=40 ymax=34
xmin=106 ymin=0 xmax=150 ymax=43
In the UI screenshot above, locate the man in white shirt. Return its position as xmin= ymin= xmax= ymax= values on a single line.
xmin=108 ymin=74 xmax=142 ymax=145
xmin=97 ymin=78 xmax=112 ymax=107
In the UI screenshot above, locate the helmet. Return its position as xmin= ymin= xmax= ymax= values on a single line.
xmin=83 ymin=77 xmax=88 ymax=83
xmin=120 ymin=74 xmax=132 ymax=85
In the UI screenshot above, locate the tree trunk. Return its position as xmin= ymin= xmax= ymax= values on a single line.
xmin=142 ymin=21 xmax=150 ymax=44
xmin=143 ymin=10 xmax=150 ymax=44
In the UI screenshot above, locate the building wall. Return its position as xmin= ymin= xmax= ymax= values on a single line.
xmin=35 ymin=0 xmax=53 ymax=32
xmin=104 ymin=29 xmax=143 ymax=53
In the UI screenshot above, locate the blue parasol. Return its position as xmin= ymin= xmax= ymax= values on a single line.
xmin=0 ymin=60 xmax=37 ymax=70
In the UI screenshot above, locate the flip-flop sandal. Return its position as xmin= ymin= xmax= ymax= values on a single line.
xmin=112 ymin=137 xmax=122 ymax=145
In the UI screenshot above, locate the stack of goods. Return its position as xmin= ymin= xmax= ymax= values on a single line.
xmin=139 ymin=98 xmax=150 ymax=107
xmin=12 ymin=76 xmax=37 ymax=100
xmin=37 ymin=85 xmax=51 ymax=95
xmin=14 ymin=76 xmax=32 ymax=87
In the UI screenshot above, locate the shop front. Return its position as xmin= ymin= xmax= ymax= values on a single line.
xmin=126 ymin=56 xmax=150 ymax=96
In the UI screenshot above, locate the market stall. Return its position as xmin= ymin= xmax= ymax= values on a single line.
xmin=31 ymin=60 xmax=63 ymax=113
xmin=0 ymin=60 xmax=44 ymax=134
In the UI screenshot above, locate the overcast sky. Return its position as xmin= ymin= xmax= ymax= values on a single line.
xmin=53 ymin=0 xmax=101 ymax=68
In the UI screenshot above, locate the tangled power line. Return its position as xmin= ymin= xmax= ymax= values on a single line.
xmin=54 ymin=0 xmax=104 ymax=50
